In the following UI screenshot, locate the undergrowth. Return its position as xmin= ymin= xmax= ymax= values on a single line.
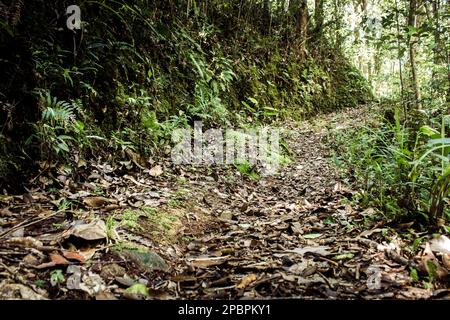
xmin=329 ymin=102 xmax=449 ymax=227
xmin=0 ymin=1 xmax=371 ymax=190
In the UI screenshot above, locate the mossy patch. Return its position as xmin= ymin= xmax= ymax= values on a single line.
xmin=115 ymin=207 xmax=181 ymax=243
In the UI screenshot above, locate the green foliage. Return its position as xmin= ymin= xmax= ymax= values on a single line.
xmin=411 ymin=115 xmax=450 ymax=222
xmin=50 ymin=269 xmax=65 ymax=287
xmin=330 ymin=104 xmax=449 ymax=224
xmin=234 ymin=161 xmax=260 ymax=180
xmin=28 ymin=92 xmax=99 ymax=160
xmin=31 ymin=92 xmax=77 ymax=157
xmin=0 ymin=1 xmax=371 ymax=188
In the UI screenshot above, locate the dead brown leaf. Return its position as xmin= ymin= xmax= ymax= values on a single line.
xmin=236 ymin=274 xmax=257 ymax=289
xmin=35 ymin=253 xmax=71 ymax=269
xmin=188 ymin=256 xmax=229 ymax=268
xmin=419 ymin=243 xmax=448 ymax=279
xmin=83 ymin=197 xmax=112 ymax=208
xmin=149 ymin=165 xmax=163 ymax=177
xmin=62 ymin=249 xmax=96 ymax=263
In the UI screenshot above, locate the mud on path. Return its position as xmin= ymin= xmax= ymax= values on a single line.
xmin=0 ymin=107 xmax=443 ymax=300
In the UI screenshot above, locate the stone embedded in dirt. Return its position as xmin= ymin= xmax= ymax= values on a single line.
xmin=100 ymin=263 xmax=126 ymax=279
xmin=71 ymin=220 xmax=107 ymax=241
xmin=118 ymin=249 xmax=169 ymax=272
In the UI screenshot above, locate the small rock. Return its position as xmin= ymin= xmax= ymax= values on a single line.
xmin=101 ymin=263 xmax=126 ymax=279
xmin=115 ymin=275 xmax=136 ymax=287
xmin=116 ymin=249 xmax=169 ymax=272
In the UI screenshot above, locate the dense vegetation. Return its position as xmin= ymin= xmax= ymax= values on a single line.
xmin=0 ymin=0 xmax=370 ymax=190
xmin=328 ymin=0 xmax=449 ymax=226
xmin=0 ymin=0 xmax=449 ymax=301
xmin=0 ymin=0 xmax=448 ymax=227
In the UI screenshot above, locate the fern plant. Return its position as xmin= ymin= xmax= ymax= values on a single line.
xmin=40 ymin=92 xmax=76 ymax=128
xmin=29 ymin=92 xmax=84 ymax=159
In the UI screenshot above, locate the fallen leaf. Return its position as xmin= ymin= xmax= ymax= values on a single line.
xmin=117 ymin=249 xmax=169 ymax=272
xmin=360 ymin=228 xmax=385 ymax=238
xmin=95 ymin=292 xmax=118 ymax=300
xmin=188 ymin=256 xmax=229 ymax=268
xmin=366 ymin=265 xmax=382 ymax=291
xmin=236 ymin=274 xmax=257 ymax=289
xmin=6 ymin=237 xmax=43 ymax=249
xmin=419 ymin=243 xmax=448 ymax=279
xmin=303 ymin=233 xmax=323 ymax=239
xmin=290 ymin=222 xmax=303 ymax=235
xmin=66 ymin=266 xmax=106 ymax=296
xmin=22 ymin=193 xmax=33 ymax=204
xmin=360 ymin=208 xmax=376 ymax=217
xmin=83 ymin=197 xmax=112 ymax=208
xmin=149 ymin=165 xmax=163 ymax=177
xmin=333 ymin=253 xmax=354 ymax=261
xmin=125 ymin=283 xmax=149 ymax=297
xmin=0 ymin=195 xmax=14 ymax=203
xmin=220 ymin=211 xmax=234 ymax=220
xmin=35 ymin=253 xmax=70 ymax=269
xmin=286 ymin=245 xmax=330 ymax=256
xmin=429 ymin=235 xmax=450 ymax=255
xmin=0 ymin=283 xmax=48 ymax=300
xmin=125 ymin=149 xmax=147 ymax=169
xmin=63 ymin=251 xmax=86 ymax=263
xmin=71 ymin=220 xmax=107 ymax=241
xmin=10 ymin=228 xmax=24 ymax=237
xmin=100 ymin=263 xmax=126 ymax=279
xmin=443 ymin=254 xmax=450 ymax=270
xmin=62 ymin=248 xmax=96 ymax=263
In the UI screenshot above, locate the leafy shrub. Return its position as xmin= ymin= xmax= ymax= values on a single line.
xmin=330 ymin=105 xmax=449 ymax=224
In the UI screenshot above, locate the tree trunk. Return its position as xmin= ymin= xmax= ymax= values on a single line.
xmin=315 ymin=0 xmax=325 ymax=34
xmin=394 ymin=0 xmax=406 ymax=112
xmin=408 ymin=0 xmax=422 ymax=110
xmin=432 ymin=0 xmax=442 ymax=66
xmin=297 ymin=0 xmax=308 ymax=54
xmin=263 ymin=0 xmax=271 ymax=34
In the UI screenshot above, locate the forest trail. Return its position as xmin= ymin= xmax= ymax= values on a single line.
xmin=0 ymin=107 xmax=436 ymax=300
xmin=163 ymin=106 xmax=428 ymax=299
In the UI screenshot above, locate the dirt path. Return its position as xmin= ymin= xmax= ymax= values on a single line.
xmin=0 ymin=107 xmax=439 ymax=300
xmin=165 ymin=107 xmax=425 ymax=299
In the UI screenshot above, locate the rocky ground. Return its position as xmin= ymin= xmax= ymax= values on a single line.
xmin=0 ymin=106 xmax=449 ymax=300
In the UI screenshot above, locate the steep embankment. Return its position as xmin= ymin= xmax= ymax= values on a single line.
xmin=0 ymin=2 xmax=371 ymax=189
